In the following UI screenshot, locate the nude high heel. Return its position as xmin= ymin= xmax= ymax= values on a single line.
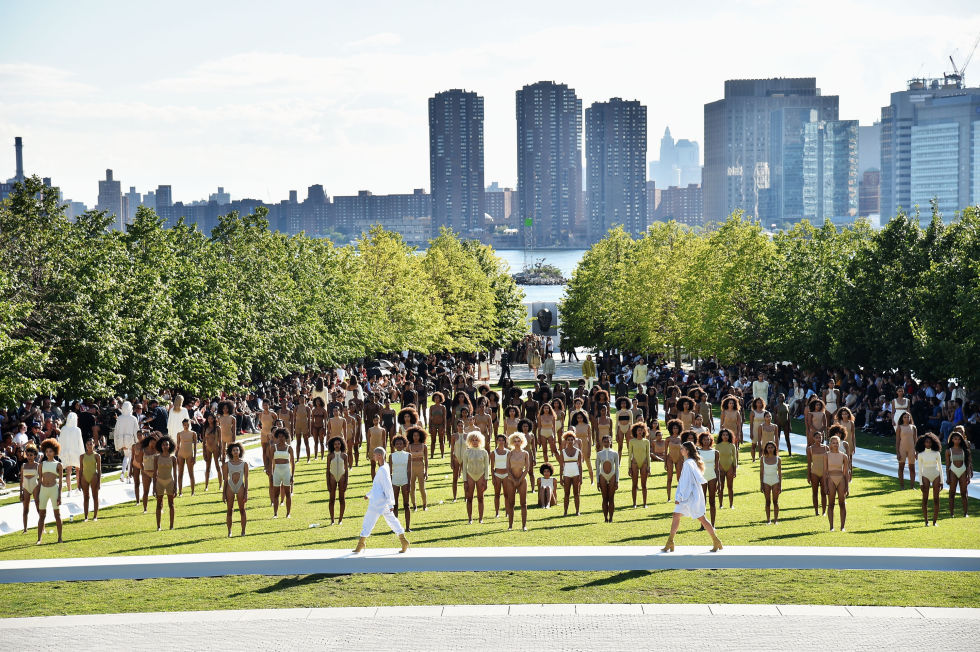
xmin=398 ymin=533 xmax=410 ymax=553
xmin=661 ymin=535 xmax=675 ymax=553
xmin=353 ymin=537 xmax=367 ymax=553
xmin=710 ymin=533 xmax=724 ymax=552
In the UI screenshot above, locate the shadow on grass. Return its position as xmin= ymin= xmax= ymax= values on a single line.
xmin=230 ymin=573 xmax=351 ymax=597
xmin=559 ymin=568 xmax=656 ymax=590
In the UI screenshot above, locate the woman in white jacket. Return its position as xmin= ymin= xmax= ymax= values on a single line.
xmin=661 ymin=441 xmax=724 ymax=553
xmin=113 ymin=401 xmax=139 ymax=482
xmin=59 ymin=411 xmax=85 ymax=495
xmin=353 ymin=447 xmax=411 ymax=554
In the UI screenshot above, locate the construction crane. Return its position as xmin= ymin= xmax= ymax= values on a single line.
xmin=946 ymin=31 xmax=980 ymax=87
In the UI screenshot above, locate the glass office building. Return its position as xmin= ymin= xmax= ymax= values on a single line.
xmin=802 ymin=120 xmax=859 ymax=222
xmin=910 ymin=122 xmax=960 ymax=218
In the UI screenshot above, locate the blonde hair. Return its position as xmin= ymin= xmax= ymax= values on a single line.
xmin=466 ymin=431 xmax=485 ymax=448
xmin=509 ymin=432 xmax=527 ymax=449
xmin=172 ymin=394 xmax=184 ymax=411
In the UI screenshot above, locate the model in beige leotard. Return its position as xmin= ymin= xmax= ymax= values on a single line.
xmin=759 ymin=441 xmax=782 ymax=524
xmin=574 ymin=408 xmax=596 ymax=484
xmin=217 ymin=401 xmax=237 ymax=468
xmin=626 ymin=423 xmax=650 ymax=508
xmin=597 ymin=434 xmax=620 ymax=522
xmin=154 ymin=436 xmax=177 ymax=531
xmin=916 ymin=432 xmax=943 ymax=526
xmin=406 ymin=426 xmax=429 ymax=511
xmin=140 ymin=432 xmax=160 ymax=513
xmin=807 ymin=436 xmax=829 ymax=516
xmin=223 ymin=442 xmax=248 ymax=537
xmin=719 ymin=397 xmax=743 ymax=445
xmin=292 ymin=396 xmax=312 ymax=462
xmin=79 ymin=438 xmax=102 ymax=521
xmin=824 ymin=435 xmax=850 ymax=531
xmin=202 ymin=414 xmax=222 ymax=493
xmin=326 ymin=436 xmax=348 ymax=525
xmin=894 ymin=412 xmax=917 ymax=489
xmin=491 ymin=435 xmax=510 ymax=518
xmin=462 ymin=431 xmax=490 ymax=524
xmin=311 ymin=397 xmax=327 ymax=460
xmin=428 ymin=392 xmax=448 ymax=459
xmin=559 ymin=433 xmax=582 ymax=516
xmin=19 ymin=445 xmax=39 ymax=534
xmin=665 ymin=419 xmax=684 ymax=500
xmin=536 ymin=404 xmax=558 ymax=464
xmin=946 ymin=429 xmax=972 ymax=518
xmin=175 ymin=420 xmax=197 ymax=497
xmin=715 ymin=428 xmax=738 ymax=510
xmin=504 ymin=432 xmax=531 ymax=530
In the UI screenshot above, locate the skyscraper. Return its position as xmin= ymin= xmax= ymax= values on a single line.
xmin=880 ymin=78 xmax=980 ymax=223
xmin=156 ymin=184 xmax=174 ymax=225
xmin=124 ymin=186 xmax=141 ymax=222
xmin=585 ymin=97 xmax=647 ymax=240
xmin=429 ymin=89 xmax=485 ymax=238
xmin=766 ymin=107 xmax=816 ymax=224
xmin=704 ymin=78 xmax=839 ymax=223
xmin=516 ymin=81 xmax=582 ymax=247
xmin=97 ymin=169 xmax=123 ymax=227
xmin=802 ymin=119 xmax=858 ymax=223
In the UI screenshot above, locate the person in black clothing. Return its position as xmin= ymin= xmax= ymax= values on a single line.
xmin=147 ymin=399 xmax=169 ymax=434
xmin=77 ymin=404 xmax=96 ymax=444
xmin=498 ymin=351 xmax=511 ymax=384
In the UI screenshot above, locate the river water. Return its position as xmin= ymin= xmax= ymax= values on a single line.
xmin=496 ymin=249 xmax=585 ymax=304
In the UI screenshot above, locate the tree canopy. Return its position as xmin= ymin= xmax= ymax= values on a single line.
xmin=561 ymin=206 xmax=980 ymax=387
xmin=0 ymin=177 xmax=525 ymax=406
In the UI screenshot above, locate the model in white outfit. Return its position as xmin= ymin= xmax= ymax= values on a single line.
xmin=354 ymin=447 xmax=410 ymax=553
xmin=114 ymin=401 xmax=139 ymax=481
xmin=167 ymin=404 xmax=190 ymax=439
xmin=59 ymin=412 xmax=85 ymax=492
xmin=661 ymin=443 xmax=723 ymax=553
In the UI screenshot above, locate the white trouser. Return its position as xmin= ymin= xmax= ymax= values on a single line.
xmin=360 ymin=502 xmax=404 ymax=538
xmin=585 ymin=378 xmax=594 ymax=390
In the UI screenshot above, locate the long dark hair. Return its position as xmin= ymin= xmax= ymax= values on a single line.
xmin=681 ymin=441 xmax=704 ymax=472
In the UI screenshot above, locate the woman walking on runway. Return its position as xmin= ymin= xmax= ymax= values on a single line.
xmin=353 ymin=447 xmax=410 ymax=554
xmin=661 ymin=441 xmax=723 ymax=553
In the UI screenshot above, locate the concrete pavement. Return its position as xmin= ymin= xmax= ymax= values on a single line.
xmin=1 ymin=604 xmax=977 ymax=650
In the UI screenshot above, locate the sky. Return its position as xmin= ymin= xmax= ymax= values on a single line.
xmin=2 ymin=0 xmax=979 ymax=206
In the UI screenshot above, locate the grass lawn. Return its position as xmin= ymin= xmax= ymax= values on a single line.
xmin=9 ymin=569 xmax=980 ymax=617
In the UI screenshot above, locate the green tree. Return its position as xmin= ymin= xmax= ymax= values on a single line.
xmin=357 ymin=226 xmax=445 ymax=353
xmin=461 ymin=239 xmax=526 ymax=348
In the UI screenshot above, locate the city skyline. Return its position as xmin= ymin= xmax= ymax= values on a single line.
xmin=3 ymin=0 xmax=979 ymax=206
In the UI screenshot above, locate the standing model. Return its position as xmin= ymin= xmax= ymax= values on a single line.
xmin=36 ymin=439 xmax=64 ymax=544
xmin=916 ymin=432 xmax=943 ymax=527
xmin=946 ymin=428 xmax=972 ymax=517
xmin=596 ymin=434 xmax=620 ymax=522
xmin=759 ymin=441 xmax=782 ymax=524
xmin=223 ymin=442 xmax=248 ymax=537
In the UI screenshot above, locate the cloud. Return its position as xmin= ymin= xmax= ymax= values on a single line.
xmin=347 ymin=32 xmax=402 ymax=49
xmin=0 ymin=63 xmax=96 ymax=96
xmin=4 ymin=2 xmax=980 ymax=206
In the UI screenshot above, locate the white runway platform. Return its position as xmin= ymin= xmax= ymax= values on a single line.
xmin=1 ymin=545 xmax=978 ymax=584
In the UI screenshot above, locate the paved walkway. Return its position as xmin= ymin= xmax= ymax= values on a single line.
xmin=3 ymin=545 xmax=978 ymax=583
xmin=1 ymin=604 xmax=977 ymax=650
